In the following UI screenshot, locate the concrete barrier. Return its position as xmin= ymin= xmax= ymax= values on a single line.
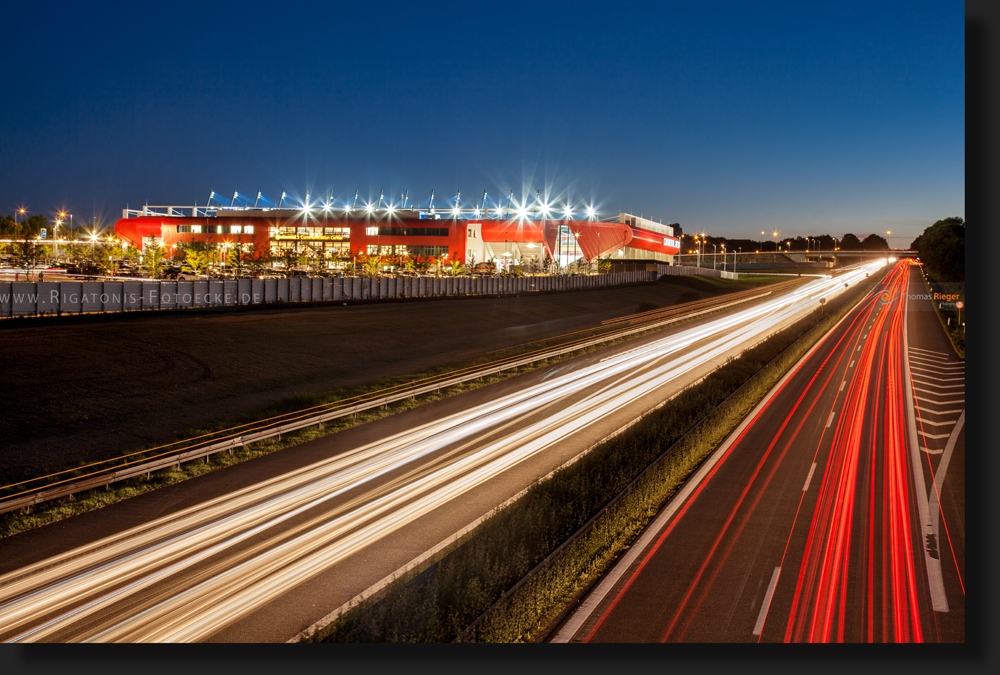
xmin=36 ymin=282 xmax=60 ymax=315
xmin=61 ymin=281 xmax=83 ymax=314
xmin=103 ymin=281 xmax=124 ymax=312
xmin=0 ymin=282 xmax=11 ymax=317
xmin=123 ymin=281 xmax=143 ymax=311
xmin=0 ymin=271 xmax=659 ymax=320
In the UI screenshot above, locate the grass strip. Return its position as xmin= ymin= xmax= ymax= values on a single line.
xmin=0 ymin=276 xmax=787 ymax=539
xmin=315 ymin=267 xmax=887 ymax=643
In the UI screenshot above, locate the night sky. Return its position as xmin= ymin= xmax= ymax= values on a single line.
xmin=2 ymin=1 xmax=964 ymax=243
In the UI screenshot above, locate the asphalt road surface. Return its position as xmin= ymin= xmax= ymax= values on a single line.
xmin=552 ymin=259 xmax=964 ymax=643
xmin=0 ymin=263 xmax=886 ymax=642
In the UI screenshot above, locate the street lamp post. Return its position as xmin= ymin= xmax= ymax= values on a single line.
xmin=772 ymin=231 xmax=778 ymax=252
xmin=886 ymin=230 xmax=892 ymax=262
xmin=721 ymin=244 xmax=726 ymax=272
xmin=712 ymin=244 xmax=717 ymax=270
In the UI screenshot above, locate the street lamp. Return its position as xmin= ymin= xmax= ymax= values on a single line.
xmin=772 ymin=231 xmax=778 ymax=252
xmin=721 ymin=244 xmax=726 ymax=272
xmin=712 ymin=243 xmax=717 ymax=270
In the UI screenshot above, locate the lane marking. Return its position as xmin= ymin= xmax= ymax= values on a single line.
xmin=916 ymin=407 xmax=964 ymax=415
xmin=753 ymin=567 xmax=782 ymax=636
xmin=909 ymin=365 xmax=964 ymax=376
xmin=907 ymin=356 xmax=965 ymax=369
xmin=849 ymin=360 xmax=855 ymax=368
xmin=826 ymin=411 xmax=836 ymax=428
xmin=910 ymin=347 xmax=949 ymax=357
xmin=839 ymin=380 xmax=846 ymax=391
xmin=913 ymin=418 xmax=958 ymax=427
xmin=912 ymin=383 xmax=965 ymax=393
xmin=915 ymin=396 xmax=965 ymax=404
xmin=802 ymin=463 xmax=817 ymax=492
xmin=921 ymin=446 xmax=944 ymax=455
xmin=910 ymin=375 xmax=965 ymax=384
xmin=919 ymin=432 xmax=952 ymax=440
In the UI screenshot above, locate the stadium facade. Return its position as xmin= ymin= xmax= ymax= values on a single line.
xmin=114 ymin=202 xmax=680 ymax=267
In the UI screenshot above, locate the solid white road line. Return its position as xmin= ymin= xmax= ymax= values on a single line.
xmin=752 ymin=567 xmax=782 ymax=636
xmin=916 ymin=406 xmax=964 ymax=415
xmin=919 ymin=432 xmax=952 ymax=440
xmin=921 ymin=446 xmax=944 ymax=455
xmin=903 ymin=291 xmax=949 ymax=613
xmin=930 ymin=410 xmax=965 ymax=542
xmin=802 ymin=463 xmax=817 ymax=492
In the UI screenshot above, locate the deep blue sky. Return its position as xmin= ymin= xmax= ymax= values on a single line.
xmin=2 ymin=1 xmax=963 ymax=243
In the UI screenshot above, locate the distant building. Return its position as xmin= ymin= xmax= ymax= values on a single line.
xmin=114 ymin=205 xmax=680 ymax=267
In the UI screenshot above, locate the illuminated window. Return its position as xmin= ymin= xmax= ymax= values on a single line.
xmin=230 ymin=225 xmax=242 ymax=234
xmin=244 ymin=225 xmax=253 ymax=234
xmin=366 ymin=227 xmax=378 ymax=236
xmin=191 ymin=225 xmax=202 ymax=234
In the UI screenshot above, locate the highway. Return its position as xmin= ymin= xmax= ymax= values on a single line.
xmin=552 ymin=259 xmax=964 ymax=643
xmin=0 ymin=262 xmax=885 ymax=642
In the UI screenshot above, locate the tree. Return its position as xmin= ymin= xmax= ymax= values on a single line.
xmin=361 ymin=253 xmax=383 ymax=277
xmin=141 ymin=244 xmax=166 ymax=279
xmin=860 ymin=234 xmax=888 ymax=251
xmin=840 ymin=233 xmax=862 ymax=250
xmin=911 ymin=217 xmax=964 ymax=282
xmin=183 ymin=250 xmax=209 ymax=275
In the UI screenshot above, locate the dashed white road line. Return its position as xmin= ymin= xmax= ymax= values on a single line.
xmin=802 ymin=463 xmax=817 ymax=492
xmin=826 ymin=411 xmax=836 ymax=428
xmin=752 ymin=567 xmax=782 ymax=636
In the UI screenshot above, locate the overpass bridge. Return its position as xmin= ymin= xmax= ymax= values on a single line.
xmin=784 ymin=250 xmax=917 ymax=265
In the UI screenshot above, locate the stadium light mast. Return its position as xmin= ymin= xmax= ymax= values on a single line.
xmin=429 ymin=189 xmax=435 ymax=216
xmin=351 ymin=190 xmax=359 ymax=212
xmin=254 ymin=190 xmax=262 ymax=209
xmin=231 ymin=191 xmax=238 ymax=208
xmin=481 ymin=190 xmax=488 ymax=215
xmin=377 ymin=190 xmax=384 ymax=211
xmin=402 ymin=190 xmax=408 ymax=209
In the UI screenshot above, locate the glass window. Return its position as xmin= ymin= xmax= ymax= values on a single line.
xmin=230 ymin=225 xmax=242 ymax=234
xmin=191 ymin=225 xmax=202 ymax=234
xmin=244 ymin=225 xmax=254 ymax=234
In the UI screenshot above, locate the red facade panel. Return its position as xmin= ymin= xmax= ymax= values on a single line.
xmin=626 ymin=227 xmax=681 ymax=256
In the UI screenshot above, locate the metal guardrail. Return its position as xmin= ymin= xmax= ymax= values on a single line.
xmin=0 ymin=289 xmax=777 ymax=516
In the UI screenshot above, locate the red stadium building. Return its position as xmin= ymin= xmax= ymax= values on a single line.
xmin=114 ymin=204 xmax=680 ymax=267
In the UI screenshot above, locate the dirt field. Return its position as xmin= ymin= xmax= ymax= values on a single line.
xmin=0 ymin=277 xmax=761 ymax=480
